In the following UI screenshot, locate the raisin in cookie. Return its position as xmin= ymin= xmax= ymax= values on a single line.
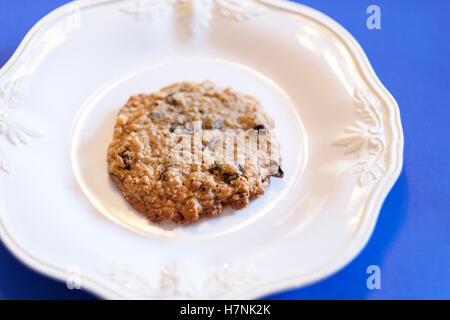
xmin=107 ymin=81 xmax=283 ymax=224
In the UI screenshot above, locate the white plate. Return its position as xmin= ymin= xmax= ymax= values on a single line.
xmin=0 ymin=0 xmax=403 ymax=299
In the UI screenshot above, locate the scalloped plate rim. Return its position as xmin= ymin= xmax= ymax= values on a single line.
xmin=0 ymin=0 xmax=404 ymax=300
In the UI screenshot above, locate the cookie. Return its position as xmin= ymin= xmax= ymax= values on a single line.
xmin=107 ymin=81 xmax=284 ymax=224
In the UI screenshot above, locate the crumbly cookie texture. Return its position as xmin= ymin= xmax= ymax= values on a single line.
xmin=107 ymin=81 xmax=283 ymax=224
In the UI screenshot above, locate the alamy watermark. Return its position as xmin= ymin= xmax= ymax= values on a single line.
xmin=367 ymin=5 xmax=381 ymax=30
xmin=120 ymin=121 xmax=283 ymax=177
xmin=366 ymin=265 xmax=381 ymax=290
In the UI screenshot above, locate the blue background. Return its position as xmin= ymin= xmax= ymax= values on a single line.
xmin=0 ymin=0 xmax=448 ymax=299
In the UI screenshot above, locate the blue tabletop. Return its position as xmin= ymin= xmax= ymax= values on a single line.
xmin=0 ymin=0 xmax=449 ymax=300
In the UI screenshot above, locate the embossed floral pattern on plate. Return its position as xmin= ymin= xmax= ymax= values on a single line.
xmin=0 ymin=79 xmax=43 ymax=173
xmin=98 ymin=262 xmax=258 ymax=299
xmin=333 ymin=89 xmax=387 ymax=186
xmin=120 ymin=0 xmax=265 ymax=33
